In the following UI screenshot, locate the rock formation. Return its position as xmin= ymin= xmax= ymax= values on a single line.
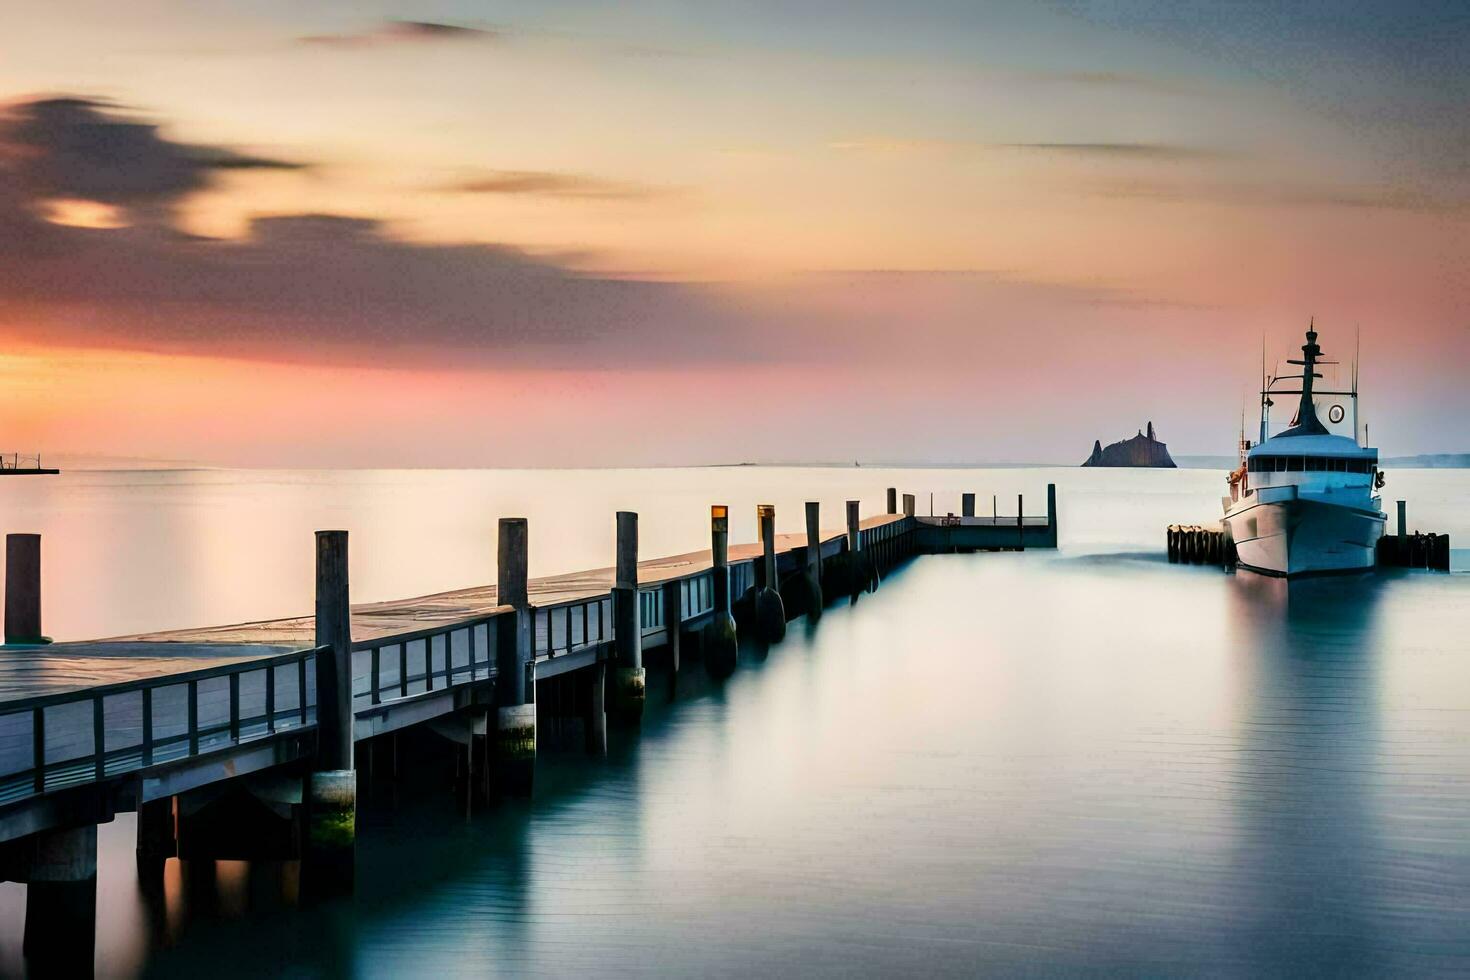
xmin=1081 ymin=421 xmax=1176 ymax=468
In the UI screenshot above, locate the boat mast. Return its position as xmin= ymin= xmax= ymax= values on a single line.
xmin=1352 ymin=325 xmax=1361 ymax=446
xmin=1259 ymin=333 xmax=1270 ymax=444
xmin=1282 ymin=319 xmax=1327 ymax=436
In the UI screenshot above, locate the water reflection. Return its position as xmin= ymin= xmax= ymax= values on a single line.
xmin=1226 ymin=573 xmax=1386 ymax=972
xmin=1 ymin=463 xmax=1466 ymax=976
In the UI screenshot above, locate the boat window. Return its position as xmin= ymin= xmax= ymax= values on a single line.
xmin=1287 ymin=457 xmax=1303 ymax=472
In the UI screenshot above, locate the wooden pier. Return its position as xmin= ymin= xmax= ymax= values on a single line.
xmin=1377 ymin=500 xmax=1451 ymax=571
xmin=0 ymin=454 xmax=58 ymax=477
xmin=0 ymin=484 xmax=1057 ymax=965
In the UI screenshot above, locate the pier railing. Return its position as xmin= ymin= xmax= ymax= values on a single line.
xmin=0 ymin=454 xmax=44 ymax=471
xmin=0 ymin=646 xmax=321 ymax=807
xmin=534 ymin=595 xmax=614 ymax=659
xmin=352 ymin=614 xmax=501 ymax=706
xmin=0 ymin=504 xmax=952 ymax=815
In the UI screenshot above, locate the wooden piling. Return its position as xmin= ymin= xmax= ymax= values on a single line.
xmin=1397 ymin=500 xmax=1407 ymax=545
xmin=611 ymin=511 xmax=645 ymax=721
xmin=701 ymin=505 xmax=738 ymax=677
xmin=662 ymin=579 xmax=682 ymax=673
xmin=961 ymin=493 xmax=975 ymax=518
xmin=307 ymin=530 xmax=355 ymax=895
xmin=902 ymin=493 xmax=915 ymax=518
xmin=1046 ymin=484 xmax=1058 ymax=548
xmin=754 ymin=504 xmax=786 ymax=643
xmin=886 ymin=488 xmax=897 ymax=514
xmin=586 ymin=661 xmax=607 ymax=754
xmin=1016 ymin=494 xmax=1024 ymax=550
xmin=135 ymin=797 xmax=175 ymax=887
xmin=494 ymin=517 xmax=535 ymax=794
xmin=22 ymin=824 xmax=98 ymax=972
xmin=4 ymin=533 xmax=44 ymax=645
xmin=803 ymin=501 xmax=824 ymax=619
xmin=846 ymin=499 xmax=872 ymax=594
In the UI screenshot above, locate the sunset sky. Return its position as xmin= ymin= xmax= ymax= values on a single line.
xmin=2 ymin=1 xmax=1466 ymax=465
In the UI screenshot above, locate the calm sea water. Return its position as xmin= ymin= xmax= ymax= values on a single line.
xmin=1 ymin=466 xmax=1468 ymax=976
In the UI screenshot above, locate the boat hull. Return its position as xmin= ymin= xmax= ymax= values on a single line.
xmin=1224 ymin=495 xmax=1384 ymax=578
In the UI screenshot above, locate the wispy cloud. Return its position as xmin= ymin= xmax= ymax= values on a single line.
xmin=1021 ymin=69 xmax=1206 ymax=98
xmin=826 ymin=137 xmax=958 ymax=154
xmin=300 ymin=20 xmax=498 ymax=48
xmin=1090 ymin=176 xmax=1464 ymax=212
xmin=1001 ymin=142 xmax=1227 ymax=161
xmin=828 ymin=136 xmax=1224 ymax=162
xmin=448 ymin=170 xmax=668 ymax=201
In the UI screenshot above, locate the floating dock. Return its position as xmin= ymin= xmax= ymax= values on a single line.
xmin=0 ymin=484 xmax=1056 ymax=967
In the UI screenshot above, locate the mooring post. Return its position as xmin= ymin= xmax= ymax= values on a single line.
xmin=610 ymin=511 xmax=645 ymax=722
xmin=902 ymin=493 xmax=915 ymax=518
xmin=1046 ymin=483 xmax=1058 ymax=547
xmin=961 ymin=493 xmax=975 ymax=518
xmin=886 ymin=488 xmax=897 ymax=514
xmin=495 ymin=518 xmax=536 ymax=793
xmin=4 ymin=533 xmax=44 ymax=645
xmin=846 ymin=499 xmax=872 ymax=594
xmin=754 ymin=504 xmax=786 ymax=642
xmin=306 ymin=530 xmax=354 ymax=895
xmin=702 ymin=505 xmax=739 ymax=677
xmin=803 ymin=501 xmax=824 ymax=618
xmin=22 ymin=823 xmax=98 ymax=971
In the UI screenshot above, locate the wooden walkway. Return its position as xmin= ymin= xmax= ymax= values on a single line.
xmin=98 ymin=523 xmax=893 ymax=649
xmin=0 ymin=513 xmax=921 ymax=820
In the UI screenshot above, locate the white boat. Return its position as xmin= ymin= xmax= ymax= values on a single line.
xmin=1222 ymin=324 xmax=1386 ymax=577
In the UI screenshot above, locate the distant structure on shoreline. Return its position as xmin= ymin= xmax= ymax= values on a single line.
xmin=1081 ymin=422 xmax=1176 ymax=468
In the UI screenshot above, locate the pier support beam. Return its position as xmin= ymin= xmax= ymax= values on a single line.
xmin=496 ymin=518 xmax=535 ymax=795
xmin=702 ymin=505 xmax=739 ymax=678
xmin=22 ymin=824 xmax=97 ymax=972
xmin=803 ymin=501 xmax=824 ymax=619
xmin=754 ymin=505 xmax=786 ymax=643
xmin=306 ymin=529 xmax=355 ymax=896
xmin=610 ymin=511 xmax=645 ymax=722
xmin=961 ymin=493 xmax=975 ymax=518
xmin=4 ymin=533 xmax=45 ymax=645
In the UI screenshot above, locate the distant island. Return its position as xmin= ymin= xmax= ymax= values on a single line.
xmin=1082 ymin=422 xmax=1176 ymax=468
xmin=1381 ymin=453 xmax=1470 ymax=468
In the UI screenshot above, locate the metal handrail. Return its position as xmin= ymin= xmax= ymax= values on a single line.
xmin=0 ymin=645 xmax=324 ymax=805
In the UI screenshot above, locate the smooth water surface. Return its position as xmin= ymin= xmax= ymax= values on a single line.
xmin=0 ymin=466 xmax=1467 ymax=976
